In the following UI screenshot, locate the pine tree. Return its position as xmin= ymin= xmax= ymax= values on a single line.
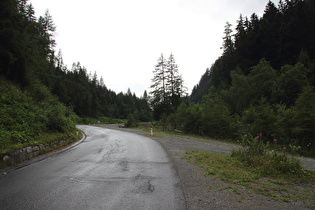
xmin=150 ymin=53 xmax=187 ymax=119
xmin=142 ymin=90 xmax=148 ymax=101
xmin=99 ymin=76 xmax=106 ymax=87
xmin=166 ymin=53 xmax=178 ymax=101
xmin=150 ymin=54 xmax=167 ymax=109
xmin=56 ymin=49 xmax=64 ymax=70
xmin=222 ymin=21 xmax=234 ymax=54
xmin=166 ymin=53 xmax=186 ymax=109
xmin=234 ymin=14 xmax=245 ymax=49
xmin=38 ymin=9 xmax=56 ymax=59
xmin=26 ymin=3 xmax=36 ymax=22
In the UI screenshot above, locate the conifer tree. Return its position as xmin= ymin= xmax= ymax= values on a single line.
xmin=222 ymin=21 xmax=234 ymax=54
xmin=166 ymin=53 xmax=186 ymax=109
xmin=150 ymin=53 xmax=186 ymax=119
xmin=166 ymin=53 xmax=179 ymax=98
xmin=150 ymin=54 xmax=167 ymax=115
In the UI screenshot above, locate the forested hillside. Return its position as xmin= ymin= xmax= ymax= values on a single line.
xmin=174 ymin=0 xmax=315 ymax=156
xmin=191 ymin=0 xmax=315 ymax=102
xmin=0 ymin=0 xmax=151 ymax=121
xmin=0 ymin=0 xmax=151 ymax=155
xmin=51 ymin=61 xmax=151 ymax=121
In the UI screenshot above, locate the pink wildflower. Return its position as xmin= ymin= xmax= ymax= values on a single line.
xmin=274 ymin=138 xmax=277 ymax=143
xmin=283 ymin=147 xmax=286 ymax=150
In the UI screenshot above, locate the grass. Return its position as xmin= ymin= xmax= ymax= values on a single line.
xmin=0 ymin=129 xmax=83 ymax=169
xmin=0 ymin=129 xmax=82 ymax=155
xmin=184 ymin=149 xmax=315 ymax=205
xmin=136 ymin=122 xmax=237 ymax=144
xmin=78 ymin=116 xmax=127 ymax=125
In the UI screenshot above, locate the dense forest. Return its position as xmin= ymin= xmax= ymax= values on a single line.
xmin=51 ymin=61 xmax=152 ymax=122
xmin=191 ymin=0 xmax=315 ymax=100
xmin=0 ymin=0 xmax=152 ymax=152
xmin=181 ymin=0 xmax=315 ymax=155
xmin=0 ymin=0 xmax=152 ymax=121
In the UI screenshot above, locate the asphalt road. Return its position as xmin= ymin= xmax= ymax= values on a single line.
xmin=0 ymin=125 xmax=185 ymax=210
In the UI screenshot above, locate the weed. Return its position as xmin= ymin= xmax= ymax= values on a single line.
xmin=231 ymin=134 xmax=312 ymax=182
xmin=184 ymin=149 xmax=315 ymax=204
xmin=237 ymin=197 xmax=244 ymax=203
xmin=233 ymin=188 xmax=241 ymax=194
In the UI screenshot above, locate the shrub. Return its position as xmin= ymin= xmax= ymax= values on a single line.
xmin=232 ymin=134 xmax=307 ymax=178
xmin=0 ymin=78 xmax=78 ymax=154
xmin=239 ymin=98 xmax=277 ymax=140
xmin=201 ymin=89 xmax=233 ymax=138
xmin=125 ymin=113 xmax=139 ymax=128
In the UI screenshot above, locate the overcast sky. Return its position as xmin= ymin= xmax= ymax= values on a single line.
xmin=30 ymin=0 xmax=271 ymax=97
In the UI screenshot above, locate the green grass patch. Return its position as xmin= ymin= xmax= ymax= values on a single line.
xmin=37 ymin=130 xmax=82 ymax=146
xmin=185 ymin=150 xmax=260 ymax=183
xmin=78 ymin=116 xmax=126 ymax=125
xmin=0 ymin=129 xmax=83 ymax=169
xmin=184 ymin=149 xmax=315 ymax=204
xmin=135 ymin=122 xmax=235 ymax=144
xmin=0 ymin=130 xmax=82 ymax=155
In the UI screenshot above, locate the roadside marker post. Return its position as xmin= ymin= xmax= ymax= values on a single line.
xmin=151 ymin=127 xmax=153 ymax=136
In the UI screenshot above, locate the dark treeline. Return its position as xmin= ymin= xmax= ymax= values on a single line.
xmin=177 ymin=0 xmax=315 ymax=155
xmin=0 ymin=0 xmax=152 ymax=123
xmin=52 ymin=61 xmax=151 ymax=121
xmin=192 ymin=0 xmax=315 ymax=101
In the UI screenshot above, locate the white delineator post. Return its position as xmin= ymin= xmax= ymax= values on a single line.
xmin=151 ymin=127 xmax=153 ymax=136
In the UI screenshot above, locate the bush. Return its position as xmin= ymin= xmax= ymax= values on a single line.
xmin=239 ymin=98 xmax=277 ymax=140
xmin=232 ymin=134 xmax=307 ymax=177
xmin=125 ymin=113 xmax=139 ymax=128
xmin=201 ymin=90 xmax=233 ymax=138
xmin=0 ymin=78 xmax=77 ymax=154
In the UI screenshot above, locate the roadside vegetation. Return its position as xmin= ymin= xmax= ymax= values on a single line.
xmin=78 ymin=116 xmax=126 ymax=125
xmin=184 ymin=134 xmax=315 ymax=206
xmin=0 ymin=77 xmax=81 ymax=162
xmin=126 ymin=125 xmax=315 ymax=206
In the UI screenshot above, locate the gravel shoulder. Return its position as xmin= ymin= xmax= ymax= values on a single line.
xmin=97 ymin=124 xmax=315 ymax=210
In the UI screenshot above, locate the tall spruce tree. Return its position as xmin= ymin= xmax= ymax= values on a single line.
xmin=222 ymin=21 xmax=234 ymax=54
xmin=166 ymin=53 xmax=185 ymax=110
xmin=150 ymin=53 xmax=186 ymax=119
xmin=150 ymin=54 xmax=167 ymax=119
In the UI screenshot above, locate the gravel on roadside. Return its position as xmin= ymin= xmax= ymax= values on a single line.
xmin=97 ymin=124 xmax=315 ymax=210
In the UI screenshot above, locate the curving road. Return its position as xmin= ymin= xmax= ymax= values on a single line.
xmin=0 ymin=125 xmax=185 ymax=209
